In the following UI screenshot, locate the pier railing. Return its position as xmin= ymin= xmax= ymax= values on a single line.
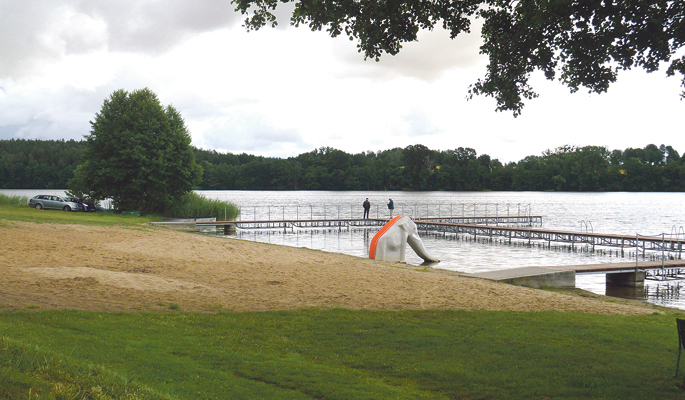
xmin=237 ymin=203 xmax=532 ymax=222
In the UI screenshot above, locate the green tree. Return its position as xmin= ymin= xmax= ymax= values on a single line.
xmin=233 ymin=0 xmax=685 ymax=115
xmin=402 ymin=144 xmax=435 ymax=190
xmin=664 ymin=145 xmax=681 ymax=163
xmin=70 ymin=88 xmax=202 ymax=213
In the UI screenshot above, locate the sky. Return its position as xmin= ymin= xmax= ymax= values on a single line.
xmin=1 ymin=0 xmax=684 ymax=164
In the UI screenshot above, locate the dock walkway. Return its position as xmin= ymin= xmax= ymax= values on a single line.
xmin=194 ymin=215 xmax=542 ymax=233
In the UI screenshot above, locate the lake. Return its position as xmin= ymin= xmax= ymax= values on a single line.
xmin=5 ymin=189 xmax=685 ymax=309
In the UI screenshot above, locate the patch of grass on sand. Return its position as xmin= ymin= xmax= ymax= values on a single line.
xmin=0 ymin=204 xmax=163 ymax=226
xmin=2 ymin=309 xmax=685 ymax=399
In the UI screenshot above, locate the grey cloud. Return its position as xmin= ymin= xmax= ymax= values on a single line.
xmin=0 ymin=116 xmax=86 ymax=141
xmin=203 ymin=119 xmax=308 ymax=155
xmin=0 ymin=1 xmax=61 ymax=77
xmin=271 ymin=2 xmax=297 ymax=30
xmin=79 ymin=0 xmax=241 ymax=53
xmin=0 ymin=0 xmax=242 ymax=77
xmin=336 ymin=23 xmax=486 ymax=81
xmin=0 ymin=85 xmax=117 ymax=141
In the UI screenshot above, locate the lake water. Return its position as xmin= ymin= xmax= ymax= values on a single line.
xmin=5 ymin=189 xmax=685 ymax=309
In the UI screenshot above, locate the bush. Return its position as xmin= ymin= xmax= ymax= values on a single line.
xmin=162 ymin=192 xmax=239 ymax=221
xmin=0 ymin=194 xmax=28 ymax=206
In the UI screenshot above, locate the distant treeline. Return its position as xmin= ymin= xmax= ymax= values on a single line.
xmin=0 ymin=139 xmax=86 ymax=189
xmin=1 ymin=139 xmax=684 ymax=191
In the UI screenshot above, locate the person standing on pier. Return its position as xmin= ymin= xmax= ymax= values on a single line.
xmin=363 ymin=198 xmax=371 ymax=219
xmin=387 ymin=198 xmax=394 ymax=218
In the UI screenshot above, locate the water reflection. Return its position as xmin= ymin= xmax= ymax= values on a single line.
xmin=219 ymin=226 xmax=685 ymax=310
xmin=605 ymin=285 xmax=646 ymax=300
xmin=645 ymin=281 xmax=684 ymax=305
xmin=576 ymin=273 xmax=685 ymax=309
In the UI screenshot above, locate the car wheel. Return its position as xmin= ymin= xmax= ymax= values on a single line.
xmin=63 ymin=205 xmax=71 ymax=211
xmin=35 ymin=203 xmax=43 ymax=210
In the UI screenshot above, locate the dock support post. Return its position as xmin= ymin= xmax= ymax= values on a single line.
xmin=636 ymin=234 xmax=640 ymax=270
xmin=224 ymin=224 xmax=237 ymax=235
xmin=606 ymin=271 xmax=646 ymax=288
xmin=621 ymin=238 xmax=624 ymax=257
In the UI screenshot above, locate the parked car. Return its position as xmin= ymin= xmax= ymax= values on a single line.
xmin=64 ymin=196 xmax=97 ymax=212
xmin=28 ymin=195 xmax=81 ymax=211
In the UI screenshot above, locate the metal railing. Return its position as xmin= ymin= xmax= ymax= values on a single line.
xmin=237 ymin=203 xmax=532 ymax=221
xmin=644 ymin=226 xmax=685 ymax=280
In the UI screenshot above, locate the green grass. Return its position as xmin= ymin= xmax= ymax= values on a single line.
xmin=0 ymin=204 xmax=164 ymax=226
xmin=2 ymin=309 xmax=685 ymax=399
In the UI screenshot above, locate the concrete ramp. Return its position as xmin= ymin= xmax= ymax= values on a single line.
xmin=462 ymin=267 xmax=576 ymax=289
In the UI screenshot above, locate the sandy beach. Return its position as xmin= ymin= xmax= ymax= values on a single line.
xmin=0 ymin=220 xmax=660 ymax=314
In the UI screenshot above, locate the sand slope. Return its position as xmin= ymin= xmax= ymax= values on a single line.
xmin=0 ymin=221 xmax=656 ymax=314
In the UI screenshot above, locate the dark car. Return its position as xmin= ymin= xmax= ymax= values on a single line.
xmin=64 ymin=196 xmax=97 ymax=212
xmin=28 ymin=195 xmax=80 ymax=211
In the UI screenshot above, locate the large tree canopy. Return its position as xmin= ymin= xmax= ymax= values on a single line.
xmin=232 ymin=0 xmax=685 ymax=115
xmin=70 ymin=88 xmax=202 ymax=213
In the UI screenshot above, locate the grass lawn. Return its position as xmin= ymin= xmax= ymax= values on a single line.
xmin=0 ymin=204 xmax=163 ymax=226
xmin=2 ymin=309 xmax=685 ymax=399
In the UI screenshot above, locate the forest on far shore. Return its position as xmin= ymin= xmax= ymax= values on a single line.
xmin=1 ymin=139 xmax=683 ymax=192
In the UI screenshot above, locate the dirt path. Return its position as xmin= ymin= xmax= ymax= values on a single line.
xmin=0 ymin=220 xmax=658 ymax=314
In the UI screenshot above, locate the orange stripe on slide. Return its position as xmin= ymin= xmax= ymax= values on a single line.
xmin=369 ymin=216 xmax=403 ymax=259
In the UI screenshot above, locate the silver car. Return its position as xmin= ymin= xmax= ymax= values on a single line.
xmin=29 ymin=195 xmax=80 ymax=211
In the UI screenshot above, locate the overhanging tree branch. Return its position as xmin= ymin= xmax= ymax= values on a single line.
xmin=232 ymin=0 xmax=685 ymax=115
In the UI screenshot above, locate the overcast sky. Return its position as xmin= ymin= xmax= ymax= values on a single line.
xmin=1 ymin=0 xmax=683 ymax=163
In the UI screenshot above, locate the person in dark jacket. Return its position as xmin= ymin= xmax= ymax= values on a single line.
xmin=387 ymin=198 xmax=394 ymax=218
xmin=363 ymin=198 xmax=371 ymax=219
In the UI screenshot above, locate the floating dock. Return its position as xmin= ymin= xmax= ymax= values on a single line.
xmin=414 ymin=221 xmax=685 ymax=255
